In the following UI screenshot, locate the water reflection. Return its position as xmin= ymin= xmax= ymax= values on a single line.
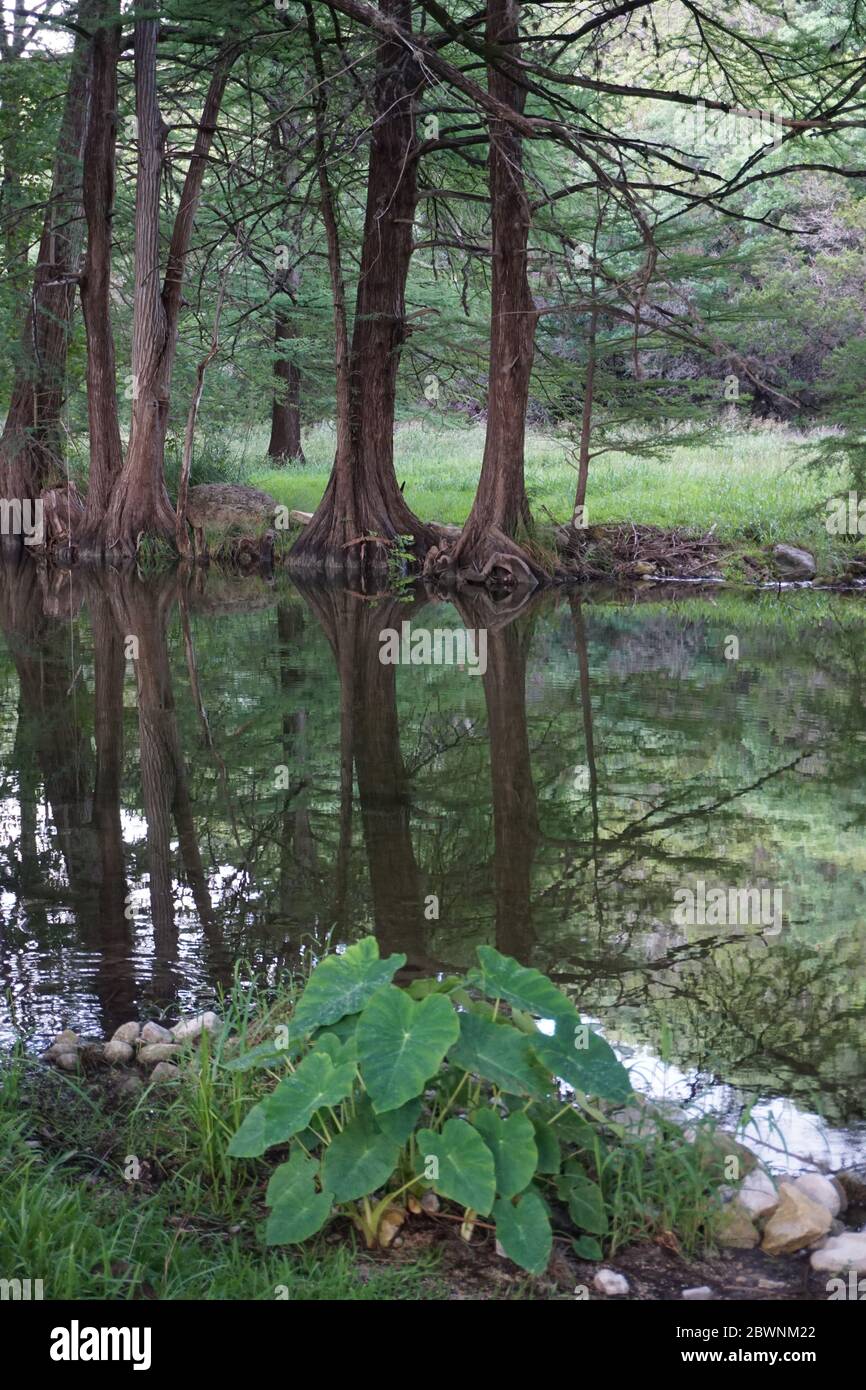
xmin=0 ymin=557 xmax=864 ymax=1160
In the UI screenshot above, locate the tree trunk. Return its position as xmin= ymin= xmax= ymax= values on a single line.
xmin=449 ymin=0 xmax=540 ymax=581
xmin=0 ymin=1 xmax=94 ymax=509
xmin=291 ymin=0 xmax=434 ymax=574
xmin=101 ymin=24 xmax=237 ymax=554
xmin=267 ymin=300 xmax=305 ymax=463
xmin=79 ymin=0 xmax=123 ymax=542
xmin=267 ymin=112 xmax=305 ymax=464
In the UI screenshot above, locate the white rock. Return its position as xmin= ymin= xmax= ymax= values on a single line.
xmin=171 ymin=1011 xmax=220 ymax=1043
xmin=139 ymin=1042 xmax=181 ymax=1065
xmin=140 ymin=1021 xmax=173 ymax=1045
xmin=736 ymin=1167 xmax=779 ymax=1220
xmin=761 ymin=1182 xmax=832 ymax=1256
xmin=593 ymin=1269 xmax=630 ymax=1297
xmin=111 ymin=1022 xmax=141 ymax=1044
xmin=681 ymin=1286 xmax=713 ymax=1300
xmin=104 ymin=1040 xmax=134 ymax=1065
xmin=809 ymin=1233 xmax=866 ymax=1274
xmin=791 ymin=1173 xmax=842 ymax=1218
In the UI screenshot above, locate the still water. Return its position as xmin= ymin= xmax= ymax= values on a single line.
xmin=1 ymin=559 xmax=864 ymax=1169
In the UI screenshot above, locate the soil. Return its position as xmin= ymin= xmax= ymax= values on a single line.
xmin=363 ymin=1211 xmax=844 ymax=1302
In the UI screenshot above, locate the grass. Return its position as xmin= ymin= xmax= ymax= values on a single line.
xmin=0 ymin=1053 xmax=445 ymax=1301
xmin=0 ymin=968 xmax=448 ymax=1301
xmin=229 ymin=419 xmax=856 ymax=571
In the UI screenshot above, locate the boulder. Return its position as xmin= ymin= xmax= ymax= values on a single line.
xmin=140 ymin=1021 xmax=173 ymax=1045
xmin=736 ymin=1167 xmax=779 ymax=1221
xmin=717 ymin=1203 xmax=760 ymax=1249
xmin=111 ymin=1022 xmax=141 ymax=1044
xmin=138 ymin=1043 xmax=181 ymax=1065
xmin=791 ymin=1173 xmax=842 ymax=1218
xmin=171 ymin=1011 xmax=220 ymax=1044
xmin=772 ymin=544 xmax=815 ymax=579
xmin=104 ymin=1040 xmax=134 ymax=1066
xmin=761 ymin=1181 xmax=832 ymax=1256
xmin=810 ymin=1233 xmax=866 ymax=1274
xmin=149 ymin=1062 xmax=180 ymax=1082
xmin=54 ymin=1050 xmax=79 ymax=1071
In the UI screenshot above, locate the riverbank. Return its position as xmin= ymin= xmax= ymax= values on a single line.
xmin=4 ymin=964 xmax=865 ymax=1304
xmin=241 ymin=422 xmax=833 ymax=545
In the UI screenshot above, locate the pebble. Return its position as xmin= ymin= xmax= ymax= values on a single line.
xmin=682 ymin=1286 xmax=713 ymax=1300
xmin=593 ymin=1269 xmax=630 ymax=1296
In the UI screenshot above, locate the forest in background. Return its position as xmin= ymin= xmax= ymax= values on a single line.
xmin=2 ymin=1 xmax=866 ymax=580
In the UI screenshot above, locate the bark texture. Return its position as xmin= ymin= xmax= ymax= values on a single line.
xmin=448 ymin=0 xmax=540 ymax=582
xmin=291 ymin=0 xmax=434 ymax=573
xmin=80 ymin=0 xmax=123 ymax=540
xmin=0 ymin=2 xmax=94 ymax=508
xmin=101 ymin=23 xmax=237 ymax=553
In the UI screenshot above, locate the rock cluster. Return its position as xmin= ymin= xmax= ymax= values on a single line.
xmin=718 ymin=1164 xmax=866 ymax=1272
xmin=42 ymin=1011 xmax=221 ymax=1084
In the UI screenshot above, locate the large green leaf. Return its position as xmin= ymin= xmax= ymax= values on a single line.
xmin=531 ymin=1011 xmax=631 ymax=1102
xmin=265 ymin=1151 xmax=333 ymax=1245
xmin=493 ymin=1192 xmax=552 ymax=1275
xmin=531 ymin=1118 xmax=562 ymax=1174
xmin=449 ymin=1012 xmax=550 ymax=1097
xmin=357 ymin=987 xmax=459 ymax=1113
xmin=227 ymin=1049 xmax=356 ymax=1157
xmin=374 ymin=1096 xmax=423 ymax=1145
xmin=471 ymin=1109 xmax=538 ymax=1198
xmin=559 ymin=1169 xmax=608 ymax=1235
xmin=467 ymin=946 xmax=571 ymax=1017
xmin=293 ymin=937 xmax=406 ymax=1033
xmin=417 ymin=1119 xmax=496 ymax=1216
xmin=222 ymin=1031 xmax=305 ymax=1072
xmin=321 ymin=1103 xmax=399 ymax=1202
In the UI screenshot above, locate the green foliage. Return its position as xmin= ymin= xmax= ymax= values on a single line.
xmin=228 ymin=937 xmax=633 ymax=1272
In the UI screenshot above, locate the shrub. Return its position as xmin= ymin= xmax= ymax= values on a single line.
xmin=226 ymin=938 xmax=633 ymax=1274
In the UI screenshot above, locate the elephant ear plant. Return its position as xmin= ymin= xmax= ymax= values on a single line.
xmin=226 ymin=938 xmax=632 ymax=1275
